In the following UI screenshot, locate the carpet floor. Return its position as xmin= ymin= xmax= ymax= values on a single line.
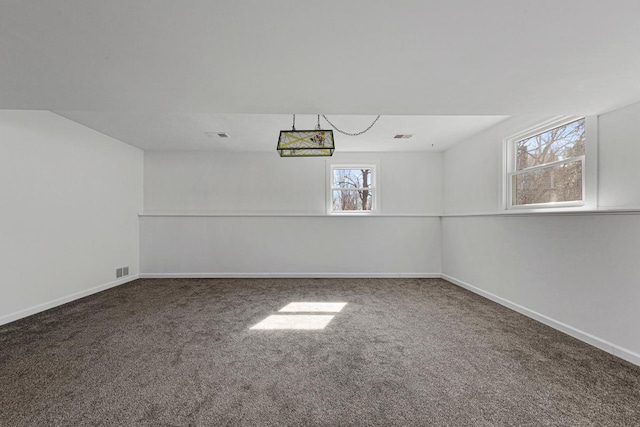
xmin=1 ymin=278 xmax=639 ymax=426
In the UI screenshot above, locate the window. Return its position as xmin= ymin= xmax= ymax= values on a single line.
xmin=505 ymin=117 xmax=594 ymax=209
xmin=329 ymin=165 xmax=376 ymax=213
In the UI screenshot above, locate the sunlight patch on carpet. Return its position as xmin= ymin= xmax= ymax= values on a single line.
xmin=250 ymin=314 xmax=335 ymax=330
xmin=278 ymin=302 xmax=347 ymax=313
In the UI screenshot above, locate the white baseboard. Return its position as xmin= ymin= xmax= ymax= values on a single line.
xmin=139 ymin=272 xmax=441 ymax=279
xmin=0 ymin=274 xmax=139 ymax=327
xmin=442 ymin=274 xmax=640 ymax=367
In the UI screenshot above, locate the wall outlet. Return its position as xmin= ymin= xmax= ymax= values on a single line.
xmin=116 ymin=268 xmax=123 ymax=278
xmin=123 ymin=266 xmax=129 ymax=276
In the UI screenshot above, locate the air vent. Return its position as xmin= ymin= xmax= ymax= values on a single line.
xmin=394 ymin=134 xmax=413 ymax=139
xmin=116 ymin=266 xmax=129 ymax=278
xmin=205 ymin=132 xmax=230 ymax=138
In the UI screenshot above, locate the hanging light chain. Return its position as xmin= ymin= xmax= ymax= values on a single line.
xmin=321 ymin=114 xmax=381 ymax=136
xmin=290 ymin=113 xmax=381 ymax=135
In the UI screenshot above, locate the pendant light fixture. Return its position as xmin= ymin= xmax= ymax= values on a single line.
xmin=277 ymin=114 xmax=335 ymax=157
xmin=277 ymin=114 xmax=381 ymax=157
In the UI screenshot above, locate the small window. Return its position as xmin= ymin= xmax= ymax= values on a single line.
xmin=507 ymin=117 xmax=586 ymax=208
xmin=329 ymin=165 xmax=376 ymax=213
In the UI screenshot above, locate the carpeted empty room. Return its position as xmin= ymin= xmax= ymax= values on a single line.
xmin=4 ymin=2 xmax=640 ymax=426
xmin=1 ymin=278 xmax=639 ymax=426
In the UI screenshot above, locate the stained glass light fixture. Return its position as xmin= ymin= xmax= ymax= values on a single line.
xmin=277 ymin=114 xmax=335 ymax=157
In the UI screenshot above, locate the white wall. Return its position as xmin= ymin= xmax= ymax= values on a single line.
xmin=0 ymin=111 xmax=143 ymax=325
xmin=598 ymin=102 xmax=640 ymax=209
xmin=441 ymin=102 xmax=640 ymax=365
xmin=144 ymin=151 xmax=442 ymax=215
xmin=141 ymin=151 xmax=442 ymax=276
xmin=141 ymin=216 xmax=441 ymax=277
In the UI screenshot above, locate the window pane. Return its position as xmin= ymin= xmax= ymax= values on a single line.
xmin=516 ymin=119 xmax=585 ymax=170
xmin=332 ymin=190 xmax=374 ymax=211
xmin=512 ymin=160 xmax=582 ymax=205
xmin=332 ymin=168 xmax=373 ymax=189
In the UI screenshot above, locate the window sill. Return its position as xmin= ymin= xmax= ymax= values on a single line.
xmin=328 ymin=211 xmax=376 ymax=216
xmin=443 ymin=207 xmax=640 ymax=217
xmin=506 ymin=201 xmax=586 ymax=213
xmin=139 ymin=212 xmax=440 ymax=218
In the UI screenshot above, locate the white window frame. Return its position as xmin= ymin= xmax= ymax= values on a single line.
xmin=503 ymin=116 xmax=598 ymax=211
xmin=327 ymin=163 xmax=378 ymax=214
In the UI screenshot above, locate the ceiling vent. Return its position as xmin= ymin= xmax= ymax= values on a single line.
xmin=394 ymin=134 xmax=413 ymax=139
xmin=205 ymin=132 xmax=230 ymax=138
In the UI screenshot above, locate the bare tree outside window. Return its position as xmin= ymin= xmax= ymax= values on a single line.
xmin=512 ymin=118 xmax=585 ymax=206
xmin=331 ymin=168 xmax=374 ymax=211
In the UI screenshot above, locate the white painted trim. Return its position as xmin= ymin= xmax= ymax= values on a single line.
xmin=139 ymin=212 xmax=441 ymax=218
xmin=141 ymin=208 xmax=640 ymax=218
xmin=505 ymin=116 xmax=584 ymax=144
xmin=0 ymin=275 xmax=139 ymax=327
xmin=442 ymin=274 xmax=640 ymax=367
xmin=596 ymin=205 xmax=640 ymax=211
xmin=140 ymin=273 xmax=441 ymax=279
xmin=146 ymin=206 xmax=640 ymax=218
xmin=511 ymin=155 xmax=585 ymax=174
xmin=584 ymin=115 xmax=599 ymax=209
xmin=442 ymin=208 xmax=640 ymax=217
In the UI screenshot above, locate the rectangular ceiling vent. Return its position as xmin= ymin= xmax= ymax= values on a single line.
xmin=205 ymin=132 xmax=230 ymax=138
xmin=394 ymin=134 xmax=413 ymax=139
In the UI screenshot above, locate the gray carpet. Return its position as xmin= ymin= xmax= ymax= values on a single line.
xmin=1 ymin=278 xmax=639 ymax=426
